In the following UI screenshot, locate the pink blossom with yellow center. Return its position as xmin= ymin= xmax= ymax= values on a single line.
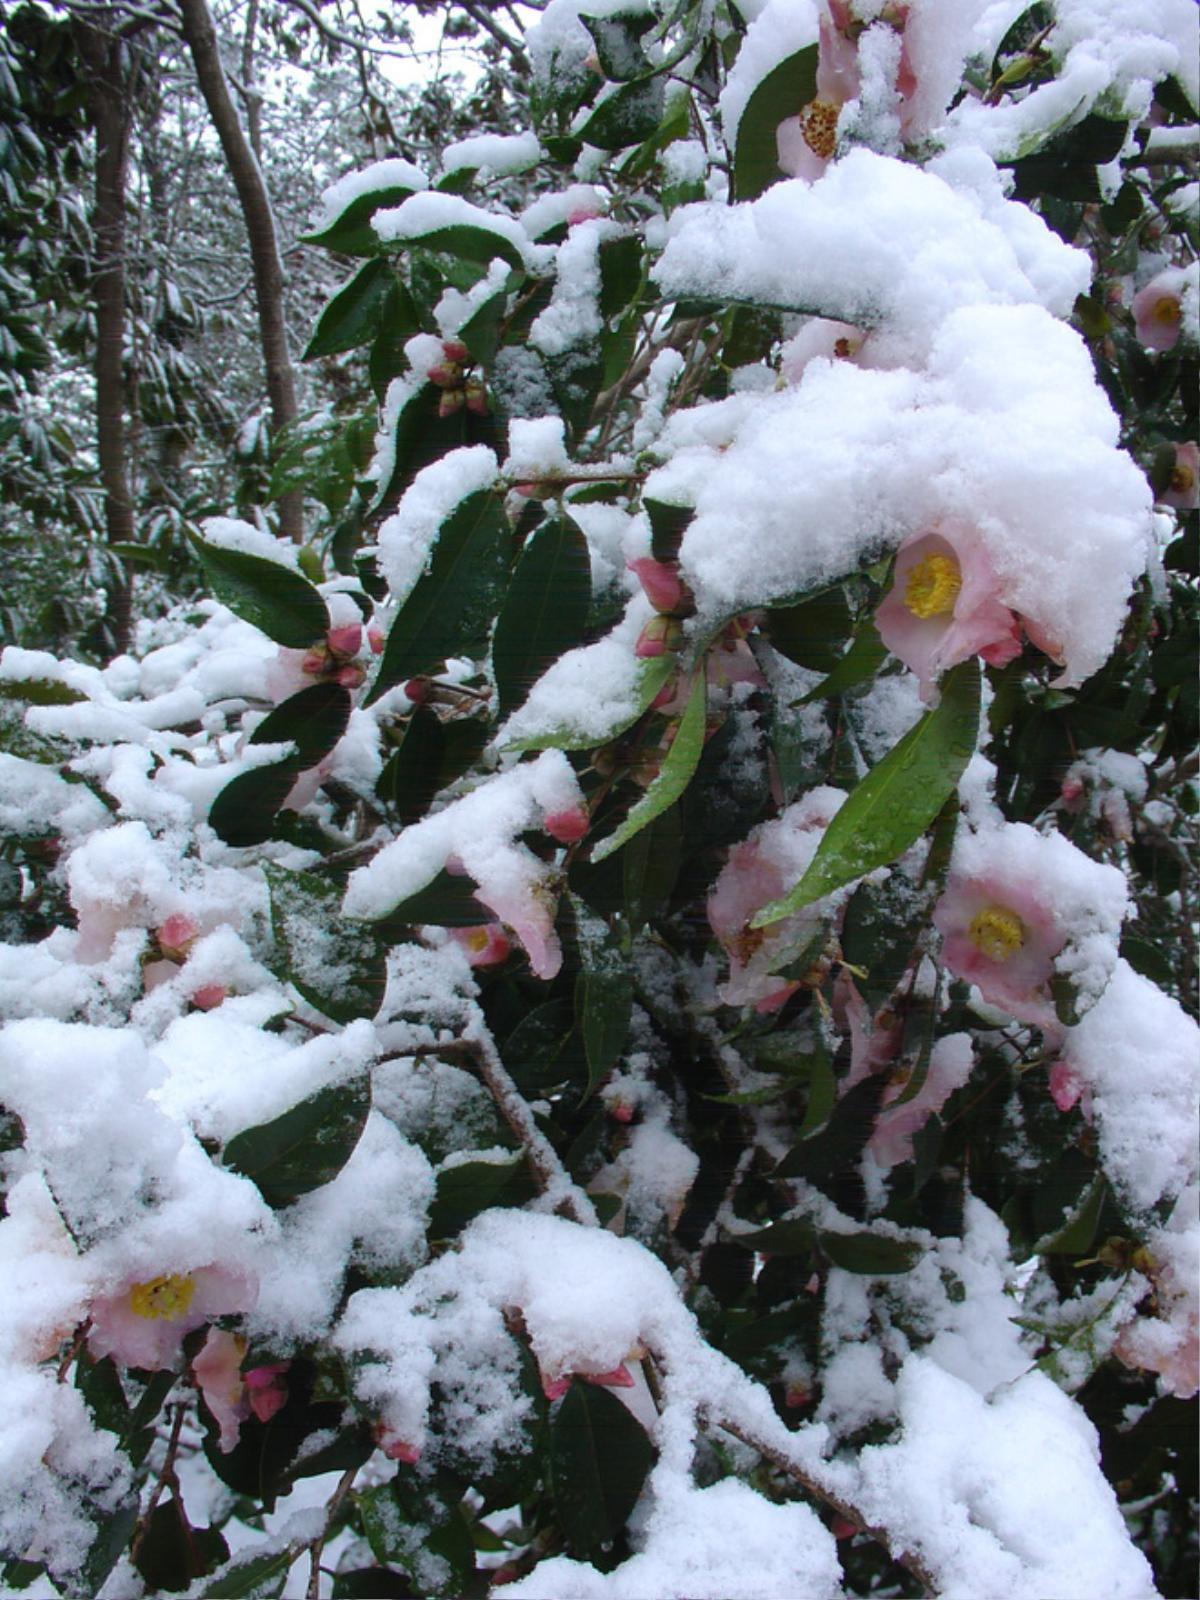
xmin=1131 ymin=268 xmax=1189 ymax=353
xmin=1162 ymin=441 xmax=1199 ymax=511
xmin=88 ymin=1264 xmax=256 ymax=1372
xmin=776 ymin=5 xmax=861 ymax=182
xmin=933 ymin=872 xmax=1066 ymax=1027
xmin=875 ymin=527 xmax=1062 ymax=699
xmin=450 ymin=923 xmax=512 ymax=968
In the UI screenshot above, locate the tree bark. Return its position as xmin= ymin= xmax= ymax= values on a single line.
xmin=178 ymin=0 xmax=304 ymax=542
xmin=74 ymin=17 xmax=136 ymax=658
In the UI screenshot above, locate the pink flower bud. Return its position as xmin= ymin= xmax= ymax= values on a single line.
xmin=1048 ymin=1060 xmax=1085 ymax=1113
xmin=157 ymin=913 xmax=199 ymax=959
xmin=442 ymin=338 xmax=469 ymax=363
xmin=628 ymin=557 xmax=687 ymax=615
xmin=368 ymin=623 xmax=385 ymax=655
xmin=634 ymin=615 xmax=683 ymax=659
xmin=609 ymin=1101 xmax=635 ymax=1124
xmin=377 ymin=1428 xmax=422 ymax=1463
xmin=190 ymin=983 xmax=227 ymax=1011
xmin=784 ymin=1384 xmax=810 ymax=1408
xmin=568 ymin=200 xmax=602 ymax=224
xmin=244 ymin=1362 xmax=290 ymax=1423
xmin=301 ymin=646 xmax=329 ymax=677
xmin=438 ymin=388 xmax=466 ymax=417
xmin=542 ymin=1373 xmax=571 ymax=1401
xmin=543 ymin=805 xmax=590 ymax=844
xmin=404 ymin=677 xmax=430 ymax=704
xmin=583 ymin=1365 xmax=634 ymax=1389
xmin=464 ymin=379 xmax=489 ymax=415
xmin=832 ymin=1516 xmax=858 ymax=1542
xmin=326 ymin=622 xmax=363 ymax=659
xmin=334 ymin=663 xmax=366 ymax=690
xmin=426 ymin=361 xmax=462 ymax=389
xmin=1060 ymin=775 xmax=1085 ymax=806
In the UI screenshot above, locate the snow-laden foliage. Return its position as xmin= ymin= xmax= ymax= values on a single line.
xmin=0 ymin=1 xmax=1197 ymax=1596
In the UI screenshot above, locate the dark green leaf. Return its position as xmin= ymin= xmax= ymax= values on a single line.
xmin=732 ymin=44 xmax=818 ymax=201
xmin=249 ymin=682 xmax=353 ymax=770
xmin=598 ymin=234 xmax=642 ymax=322
xmin=459 ymin=287 xmax=508 ymax=366
xmin=571 ymin=897 xmax=633 ymax=1098
xmin=82 ymin=1502 xmax=138 ymax=1596
xmin=767 ymin=587 xmax=853 ymax=672
xmin=379 ymin=705 xmax=447 ymax=821
xmin=383 ymin=222 xmax=526 ymax=276
xmin=579 ymin=12 xmax=655 ymax=80
xmin=732 ymin=1219 xmax=816 ymax=1255
xmin=798 ymin=618 xmax=887 ymax=702
xmin=502 ymin=651 xmax=676 ymax=751
xmin=189 ymin=533 xmax=329 ymax=648
xmin=1038 ymin=1176 xmax=1107 ymax=1256
xmin=305 ymin=258 xmax=394 ymax=358
xmin=429 ymin=1152 xmax=536 ymax=1238
xmin=644 ymin=498 xmax=692 ymax=563
xmin=358 ymin=1473 xmax=475 ymax=1597
xmin=591 ymin=671 xmax=706 ymax=861
xmin=0 ymin=676 xmax=86 ymax=705
xmin=367 ymin=489 xmax=510 ymax=703
xmin=503 ymin=1000 xmax=588 ymax=1093
xmin=818 ymin=1229 xmax=921 ymax=1274
xmin=264 ymin=864 xmax=387 ymax=1024
xmin=622 ymin=803 xmax=682 ymax=935
xmin=301 ymin=176 xmax=425 ymax=255
xmin=493 ymin=517 xmax=591 ymax=716
xmin=202 ymin=1547 xmax=299 ymax=1599
xmin=755 ymin=660 xmax=980 ymax=923
xmin=550 ymin=1381 xmax=654 ymax=1560
xmin=223 ymin=1076 xmax=371 ymax=1208
xmin=135 ymin=1501 xmax=229 ymax=1593
xmin=577 ymin=77 xmax=664 ymax=152
xmin=208 ymin=759 xmax=301 ymax=850
xmin=368 ymin=867 xmax=489 ymax=930
xmin=369 ymin=283 xmax=424 ymax=397
xmin=775 ymin=1073 xmax=887 ymax=1180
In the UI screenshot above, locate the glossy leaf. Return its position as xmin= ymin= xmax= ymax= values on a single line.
xmin=550 ymin=1381 xmax=654 ymax=1560
xmin=798 ymin=618 xmax=888 ymax=702
xmin=429 ymin=1151 xmax=536 ymax=1238
xmin=493 ymin=516 xmax=591 ymax=716
xmin=304 ymin=257 xmax=394 ymax=358
xmin=755 ymin=659 xmax=980 ymax=924
xmin=249 ymin=681 xmax=353 ymax=769
xmin=202 ymin=1547 xmax=299 ymax=1599
xmin=571 ymin=896 xmax=633 ymax=1098
xmin=207 ymin=758 xmax=302 ymax=850
xmin=223 ymin=1075 xmax=371 ymax=1208
xmin=580 ymin=12 xmax=654 ymax=81
xmin=644 ymin=498 xmax=692 ymax=563
xmin=264 ymin=863 xmax=387 ymax=1024
xmin=732 ymin=44 xmax=818 ymax=202
xmin=301 ymin=176 xmax=425 ymax=255
xmin=819 ymin=1229 xmax=922 ymax=1275
xmin=591 ymin=670 xmax=706 ymax=861
xmin=767 ymin=587 xmax=854 ymax=672
xmin=189 ymin=533 xmax=329 ymax=648
xmin=383 ymin=220 xmax=526 ymax=276
xmin=577 ymin=77 xmax=664 ymax=152
xmin=367 ymin=489 xmax=510 ymax=704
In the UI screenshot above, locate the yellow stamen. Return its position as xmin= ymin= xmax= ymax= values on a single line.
xmin=802 ymin=99 xmax=840 ymax=161
xmin=465 ymin=927 xmax=491 ymax=954
xmin=968 ymin=906 xmax=1025 ymax=962
xmin=129 ymin=1273 xmax=196 ymax=1321
xmin=904 ymin=552 xmax=962 ymax=619
xmin=1170 ymin=464 xmax=1195 ymax=494
xmin=1153 ymin=295 xmax=1181 ymax=326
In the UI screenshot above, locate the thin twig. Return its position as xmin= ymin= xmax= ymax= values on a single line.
xmin=305 ymin=1462 xmax=360 ymax=1600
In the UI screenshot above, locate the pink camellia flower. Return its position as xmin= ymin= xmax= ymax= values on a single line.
xmin=326 ymin=622 xmax=363 ymax=659
xmin=88 ymin=1264 xmax=256 ymax=1372
xmin=1132 ymin=268 xmax=1189 ymax=352
xmin=779 ymin=318 xmax=869 ymax=384
xmin=473 ymin=872 xmax=562 ymax=982
xmin=190 ymin=982 xmax=228 ymax=1011
xmin=157 ymin=913 xmax=199 ymax=961
xmin=933 ymin=870 xmax=1066 ymax=1027
xmin=541 ymin=1363 xmax=635 ymax=1400
xmin=193 ymin=1329 xmax=250 ymax=1453
xmin=875 ymin=525 xmax=1062 ymax=700
xmin=867 ymin=1034 xmax=974 ymax=1169
xmin=543 ymin=804 xmax=590 ymax=845
xmin=708 ymin=789 xmax=847 ymax=1010
xmin=450 ymin=923 xmax=513 ymax=968
xmin=244 ymin=1361 xmax=291 ymax=1423
xmin=367 ymin=623 xmax=385 ymax=656
xmin=628 ymin=557 xmax=690 ymax=616
xmin=776 ymin=3 xmax=861 ymax=182
xmin=1162 ymin=441 xmax=1199 ymax=510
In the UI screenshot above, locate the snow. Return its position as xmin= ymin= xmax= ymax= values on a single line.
xmin=376 ymin=445 xmax=499 ymax=600
xmin=373 ymin=191 xmax=536 ymax=268
xmin=199 ymin=516 xmax=301 ymax=570
xmin=441 ymin=131 xmax=542 ymax=178
xmin=314 ymin=156 xmax=428 ymax=229
xmin=717 ymin=0 xmax=819 ymax=150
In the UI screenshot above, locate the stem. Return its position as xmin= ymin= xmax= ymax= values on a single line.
xmin=130 ymin=1398 xmax=188 ymax=1560
xmin=305 ymin=1463 xmax=359 ymax=1600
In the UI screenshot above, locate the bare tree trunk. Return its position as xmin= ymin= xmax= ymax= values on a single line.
xmin=240 ymin=0 xmax=264 ymax=164
xmin=74 ymin=17 xmax=136 ymax=658
xmin=178 ymin=0 xmax=304 ymax=542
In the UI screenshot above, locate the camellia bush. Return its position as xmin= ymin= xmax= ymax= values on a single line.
xmin=1 ymin=1 xmax=1198 ymax=1596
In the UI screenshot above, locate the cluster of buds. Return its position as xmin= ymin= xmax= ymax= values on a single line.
xmin=426 ymin=338 xmax=489 ymax=418
xmin=630 ymin=556 xmax=694 ymax=659
xmin=301 ymin=621 xmax=368 ymax=690
xmin=153 ymin=913 xmax=226 ymax=1011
